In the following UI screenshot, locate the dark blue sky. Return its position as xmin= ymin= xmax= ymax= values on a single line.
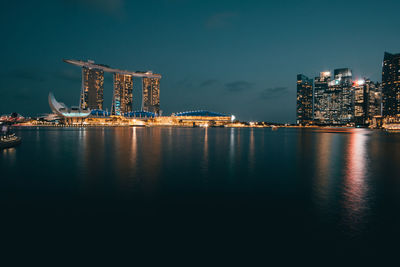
xmin=1 ymin=0 xmax=400 ymax=122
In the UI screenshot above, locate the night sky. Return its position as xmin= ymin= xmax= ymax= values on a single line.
xmin=1 ymin=0 xmax=400 ymax=122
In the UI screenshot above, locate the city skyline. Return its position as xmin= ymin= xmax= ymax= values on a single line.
xmin=296 ymin=65 xmax=384 ymax=127
xmin=2 ymin=0 xmax=400 ymax=122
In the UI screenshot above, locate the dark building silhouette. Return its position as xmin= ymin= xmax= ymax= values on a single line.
xmin=382 ymin=52 xmax=400 ymax=117
xmin=296 ymin=74 xmax=313 ymax=125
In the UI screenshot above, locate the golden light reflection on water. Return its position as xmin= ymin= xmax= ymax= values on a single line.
xmin=248 ymin=128 xmax=255 ymax=173
xmin=313 ymin=129 xmax=370 ymax=230
xmin=229 ymin=128 xmax=235 ymax=174
xmin=314 ymin=133 xmax=333 ymax=209
xmin=201 ymin=128 xmax=209 ymax=174
xmin=343 ymin=130 xmax=369 ymax=229
xmin=1 ymin=147 xmax=16 ymax=164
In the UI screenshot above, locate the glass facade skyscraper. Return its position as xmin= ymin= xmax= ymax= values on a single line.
xmin=112 ymin=73 xmax=133 ymax=115
xmin=368 ymin=81 xmax=382 ymax=120
xmin=334 ymin=68 xmax=354 ymax=124
xmin=382 ymin=52 xmax=400 ymax=117
xmin=296 ymin=74 xmax=313 ymax=125
xmin=353 ymin=80 xmax=368 ymax=126
xmin=314 ymin=72 xmax=331 ymax=124
xmin=80 ymin=67 xmax=104 ymax=110
xmin=142 ymin=78 xmax=160 ymax=114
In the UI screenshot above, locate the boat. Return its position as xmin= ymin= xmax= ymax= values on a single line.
xmin=0 ymin=134 xmax=22 ymax=149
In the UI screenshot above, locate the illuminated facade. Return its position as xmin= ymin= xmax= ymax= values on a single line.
xmin=296 ymin=74 xmax=313 ymax=125
xmin=368 ymin=81 xmax=382 ymax=120
xmin=64 ymin=59 xmax=162 ymax=114
xmin=334 ymin=68 xmax=354 ymax=124
xmin=354 ymin=79 xmax=382 ymax=126
xmin=112 ymin=73 xmax=133 ymax=115
xmin=80 ymin=67 xmax=104 ymax=110
xmin=382 ymin=52 xmax=400 ymax=117
xmin=353 ymin=80 xmax=368 ymax=126
xmin=313 ymin=72 xmax=331 ymax=123
xmin=312 ymin=69 xmax=354 ymax=125
xmin=142 ymin=78 xmax=160 ymax=114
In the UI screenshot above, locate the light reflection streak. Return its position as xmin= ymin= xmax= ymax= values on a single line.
xmin=314 ymin=133 xmax=333 ymax=209
xmin=248 ymin=128 xmax=255 ymax=173
xmin=342 ymin=130 xmax=369 ymax=230
xmin=229 ymin=128 xmax=235 ymax=174
xmin=201 ymin=127 xmax=209 ymax=176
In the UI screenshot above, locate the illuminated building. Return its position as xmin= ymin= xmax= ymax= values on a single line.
xmin=353 ymin=79 xmax=368 ymax=126
xmin=172 ymin=110 xmax=232 ymax=126
xmin=142 ymin=78 xmax=160 ymax=115
xmin=354 ymin=79 xmax=382 ymax=126
xmin=334 ymin=68 xmax=354 ymax=124
xmin=368 ymin=81 xmax=382 ymax=120
xmin=382 ymin=52 xmax=400 ymax=117
xmin=112 ymin=73 xmax=133 ymax=115
xmin=64 ymin=59 xmax=162 ymax=114
xmin=81 ymin=66 xmax=104 ymax=110
xmin=313 ymin=68 xmax=354 ymax=125
xmin=296 ymin=74 xmax=313 ymax=125
xmin=318 ymin=68 xmax=353 ymax=125
xmin=313 ymin=72 xmax=331 ymax=124
xmin=48 ymin=92 xmax=90 ymax=124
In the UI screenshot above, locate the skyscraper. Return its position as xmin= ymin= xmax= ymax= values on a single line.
xmin=112 ymin=73 xmax=133 ymax=115
xmin=296 ymin=74 xmax=313 ymax=125
xmin=64 ymin=59 xmax=162 ymax=114
xmin=313 ymin=68 xmax=353 ymax=125
xmin=353 ymin=79 xmax=368 ymax=126
xmin=334 ymin=68 xmax=354 ymax=124
xmin=314 ymin=72 xmax=331 ymax=124
xmin=80 ymin=66 xmax=104 ymax=110
xmin=354 ymin=79 xmax=382 ymax=126
xmin=142 ymin=78 xmax=160 ymax=114
xmin=382 ymin=52 xmax=400 ymax=117
xmin=368 ymin=81 xmax=382 ymax=120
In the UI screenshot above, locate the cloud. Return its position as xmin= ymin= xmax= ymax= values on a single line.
xmin=205 ymin=12 xmax=238 ymax=29
xmin=225 ymin=81 xmax=254 ymax=92
xmin=260 ymin=87 xmax=289 ymax=99
xmin=200 ymin=79 xmax=219 ymax=87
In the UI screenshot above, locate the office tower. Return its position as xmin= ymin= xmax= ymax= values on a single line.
xmin=296 ymin=74 xmax=313 ymax=125
xmin=353 ymin=80 xmax=368 ymax=126
xmin=354 ymin=79 xmax=382 ymax=126
xmin=142 ymin=78 xmax=160 ymax=114
xmin=313 ymin=72 xmax=331 ymax=124
xmin=334 ymin=68 xmax=352 ymax=80
xmin=324 ymin=81 xmax=342 ymax=124
xmin=80 ymin=67 xmax=104 ymax=110
xmin=382 ymin=52 xmax=400 ymax=117
xmin=112 ymin=73 xmax=133 ymax=115
xmin=334 ymin=68 xmax=354 ymax=124
xmin=368 ymin=81 xmax=382 ymax=120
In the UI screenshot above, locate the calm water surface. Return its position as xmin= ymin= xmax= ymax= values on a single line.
xmin=2 ymin=127 xmax=400 ymax=261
